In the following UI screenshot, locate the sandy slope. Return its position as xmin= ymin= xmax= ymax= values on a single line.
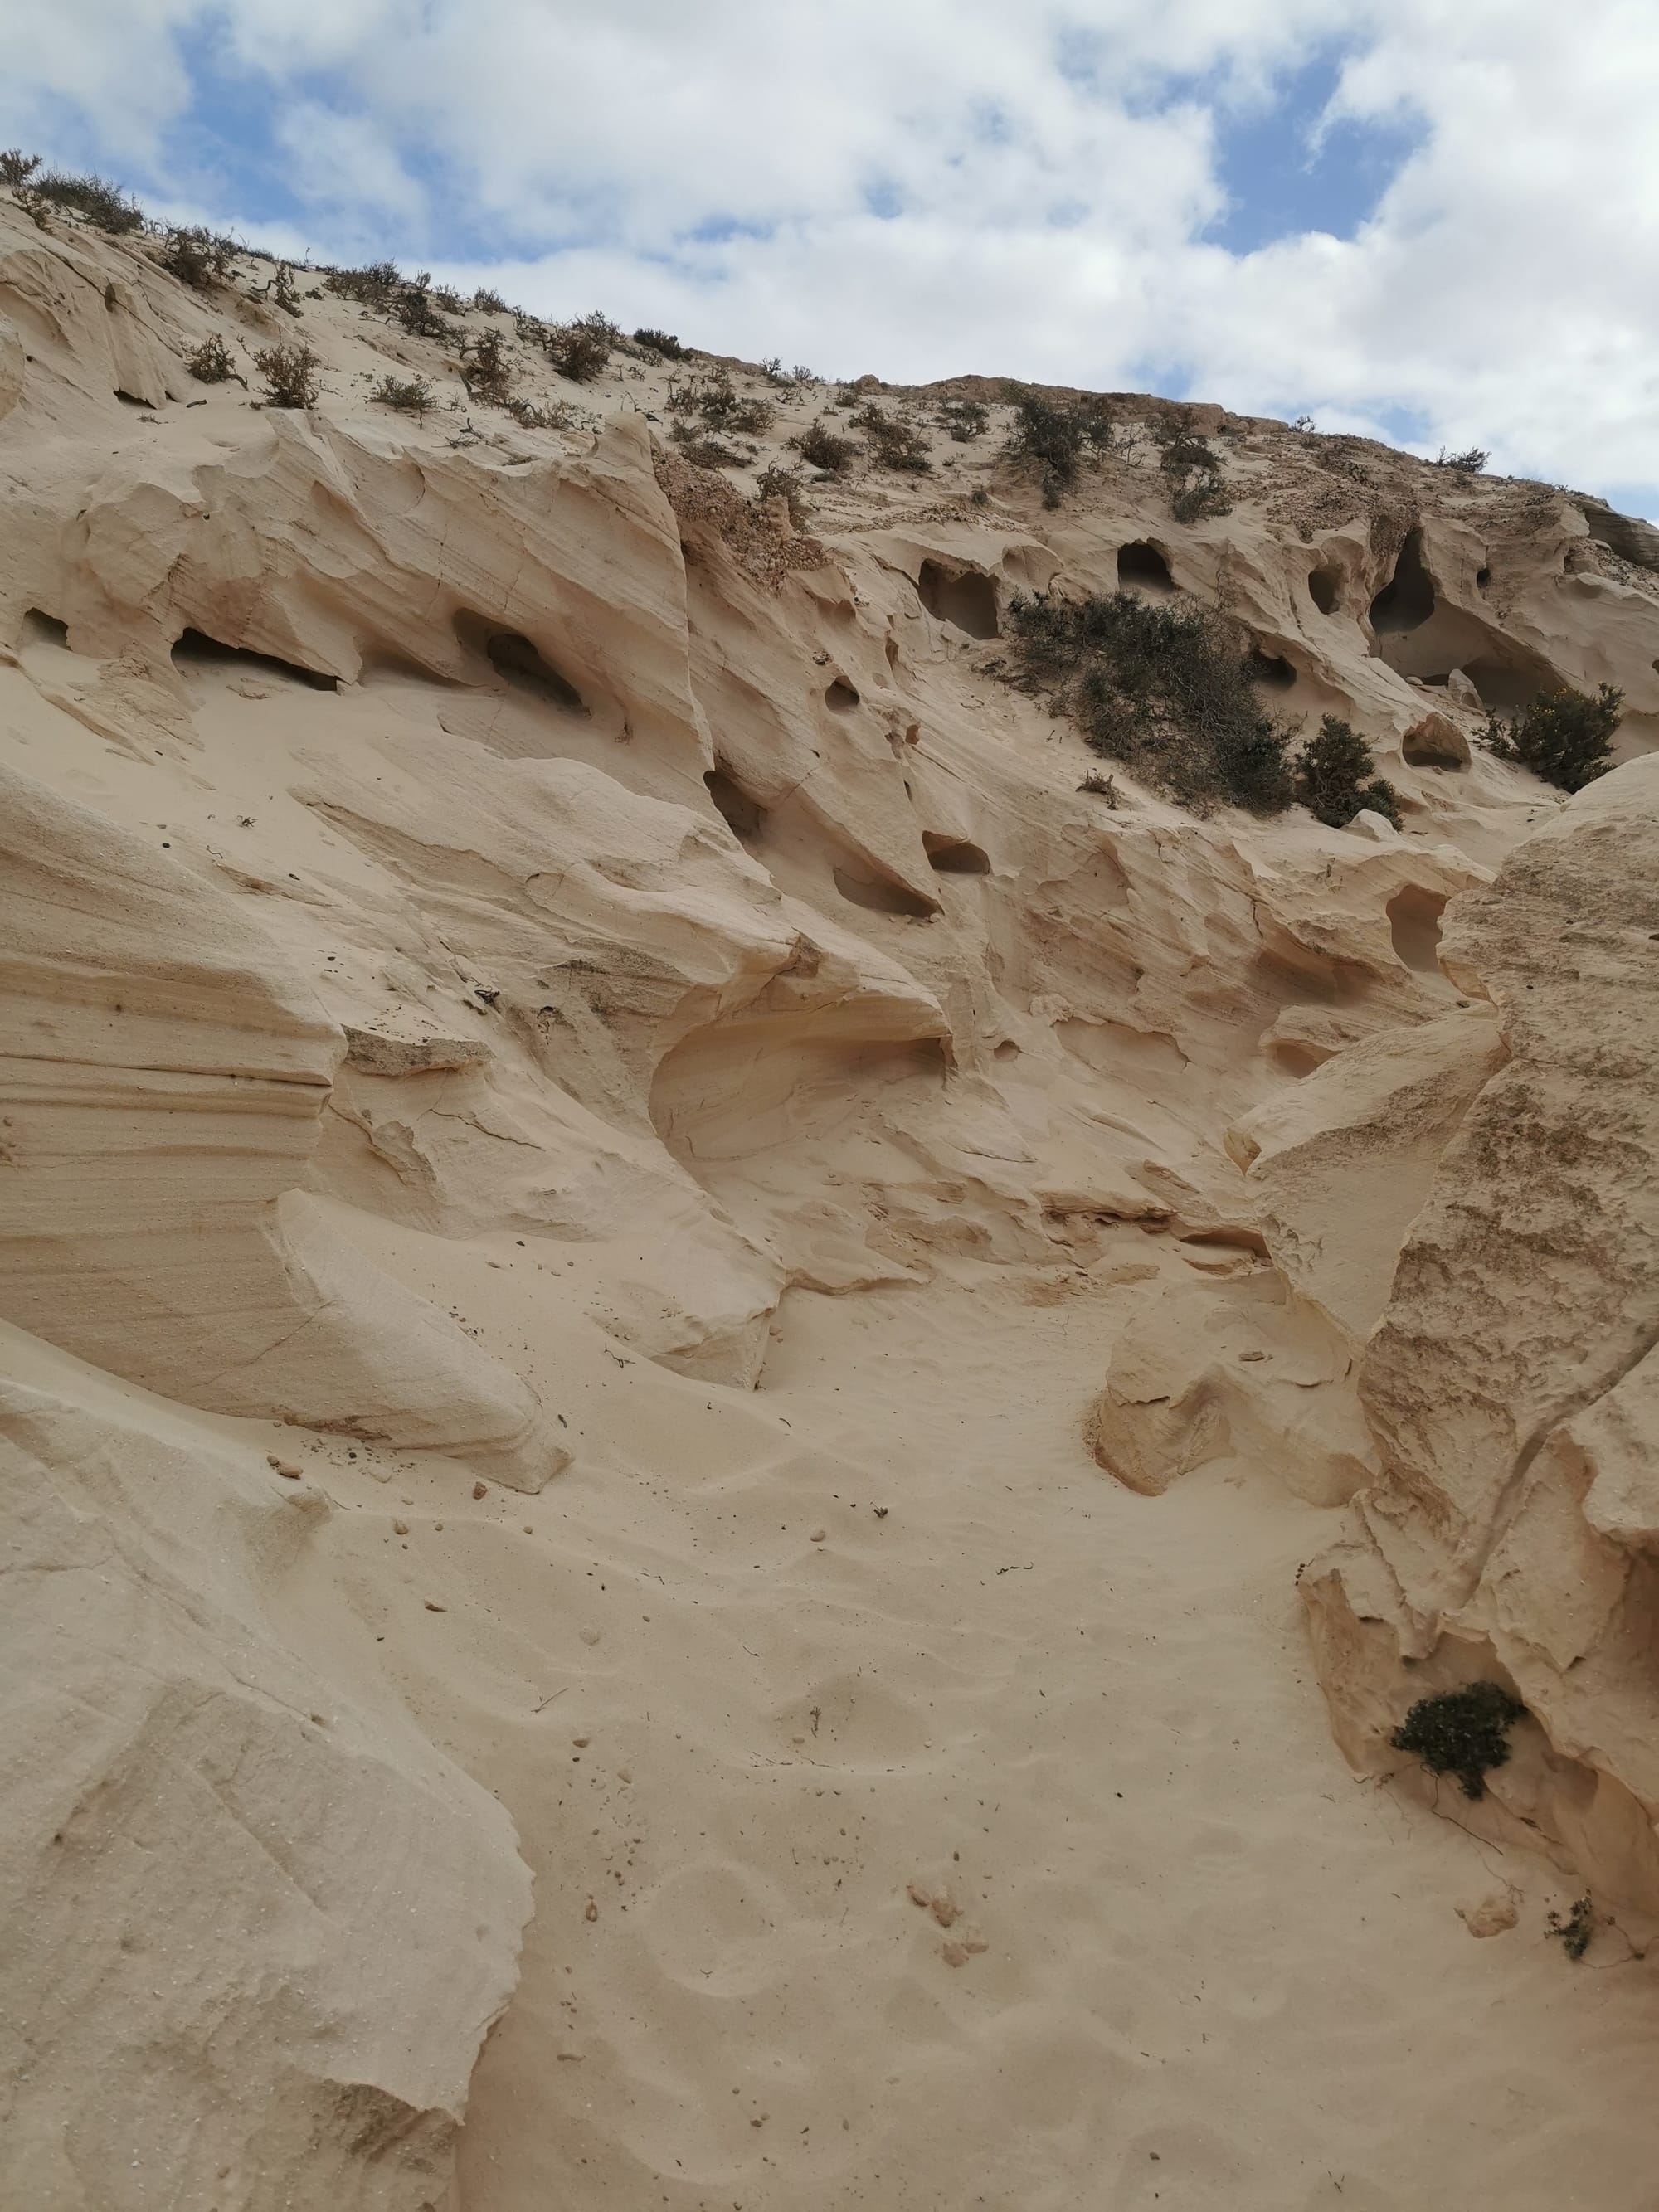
xmin=4 ymin=187 xmax=1659 ymax=2210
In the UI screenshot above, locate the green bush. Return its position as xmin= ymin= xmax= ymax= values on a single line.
xmin=254 ymin=341 xmax=320 ymax=409
xmin=1294 ymin=716 xmax=1403 ymax=828
xmin=1003 ymin=387 xmax=1113 ymax=503
xmin=941 ymin=398 xmax=989 ymax=441
xmin=753 ymin=463 xmax=810 ymax=530
xmin=184 ymin=333 xmax=238 ymax=384
xmin=372 ymin=374 xmax=435 ymax=420
xmin=1005 ymin=590 xmax=1293 ymax=814
xmin=158 ymin=226 xmax=237 ymax=289
xmin=634 ymin=327 xmax=688 ymax=358
xmin=1390 ymin=1682 xmax=1525 ymax=1800
xmin=472 ymin=286 xmax=508 ymax=314
xmin=1485 ymin=683 xmax=1622 ymax=792
xmin=852 ymin=402 xmax=931 ymax=473
xmin=1160 ymin=427 xmax=1232 ymax=523
xmin=30 ymin=170 xmax=144 ymax=232
xmin=545 ymin=312 xmax=618 ymax=382
xmin=327 ymin=261 xmax=401 ymax=306
xmin=506 ymin=395 xmax=581 ymax=430
xmin=793 ymin=417 xmax=859 ymax=474
xmin=1 ymin=149 xmax=42 ymax=187
xmin=460 ymin=328 xmax=511 ymax=403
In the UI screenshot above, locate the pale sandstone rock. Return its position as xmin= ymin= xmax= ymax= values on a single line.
xmin=1304 ymin=757 xmax=1659 ymax=1912
xmin=0 ymin=1338 xmax=530 ymax=2211
xmin=0 ymin=762 xmax=565 ymax=1489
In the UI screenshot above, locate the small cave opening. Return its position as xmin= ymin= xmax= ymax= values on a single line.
xmin=922 ymin=831 xmax=991 ymax=875
xmin=832 ymin=864 xmax=938 ymax=919
xmin=452 ymin=610 xmax=587 ymax=713
xmin=825 ymin=678 xmax=861 ymax=712
xmin=22 ymin=608 xmax=70 ymax=649
xmin=1117 ymin=541 xmax=1175 ymax=592
xmin=1387 ymin=884 xmax=1449 ymax=974
xmin=704 ymin=766 xmax=767 ymax=842
xmin=1464 ymin=657 xmax=1544 ymax=711
xmin=1476 ymin=565 xmax=1492 ymax=591
xmin=994 ymin=1038 xmax=1021 ymax=1062
xmin=917 ymin=560 xmax=1000 ymax=639
xmin=1307 ymin=566 xmax=1341 ymax=615
xmin=171 ymin=627 xmax=338 ymax=690
xmin=1370 ymin=529 xmax=1437 ymax=634
xmin=1248 ymin=649 xmax=1297 ymax=691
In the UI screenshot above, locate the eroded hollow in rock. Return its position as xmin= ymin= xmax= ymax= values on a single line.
xmin=825 ymin=678 xmax=861 ymax=712
xmin=704 ymin=766 xmax=766 ymax=841
xmin=1465 ymin=656 xmax=1543 ymax=711
xmin=1308 ymin=567 xmax=1340 ymax=615
xmin=922 ymin=832 xmax=991 ymax=875
xmin=452 ymin=612 xmax=588 ymax=714
xmin=1248 ymin=649 xmax=1297 ymax=691
xmin=832 ymin=864 xmax=937 ymax=918
xmin=1370 ymin=530 xmax=1436 ymax=634
xmin=1117 ymin=542 xmax=1175 ymax=592
xmin=171 ymin=628 xmax=338 ymax=691
xmin=917 ymin=561 xmax=999 ymax=639
xmin=22 ymin=609 xmax=70 ymax=649
xmin=1387 ymin=885 xmax=1448 ymax=973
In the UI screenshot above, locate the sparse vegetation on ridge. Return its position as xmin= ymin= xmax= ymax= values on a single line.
xmin=1002 ymin=386 xmax=1114 ymax=505
xmin=1004 ymin=590 xmax=1294 ymax=813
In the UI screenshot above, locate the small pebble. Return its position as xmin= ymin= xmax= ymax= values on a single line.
xmin=272 ymin=1460 xmax=302 ymax=1480
xmin=392 ymin=1519 xmax=409 ymax=1536
xmin=473 ymin=1481 xmax=488 ymax=1500
xmin=809 ymin=1527 xmax=826 ymax=1544
xmin=584 ymin=1898 xmax=598 ymax=1923
xmin=424 ymin=1600 xmax=446 ymax=1613
xmin=572 ymin=1734 xmax=591 ymax=1748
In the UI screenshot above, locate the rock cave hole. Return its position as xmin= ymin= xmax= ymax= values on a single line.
xmin=917 ymin=560 xmax=1000 ymax=639
xmin=1370 ymin=529 xmax=1437 ymax=634
xmin=171 ymin=627 xmax=338 ymax=691
xmin=1464 ymin=657 xmax=1545 ymax=711
xmin=832 ymin=864 xmax=938 ymax=919
xmin=922 ymin=832 xmax=991 ymax=875
xmin=1307 ymin=566 xmax=1340 ymax=615
xmin=1248 ymin=648 xmax=1297 ymax=691
xmin=704 ymin=766 xmax=767 ymax=842
xmin=1117 ymin=542 xmax=1175 ymax=593
xmin=994 ymin=1039 xmax=1021 ymax=1061
xmin=1387 ymin=884 xmax=1449 ymax=974
xmin=825 ymin=678 xmax=861 ymax=712
xmin=22 ymin=608 xmax=70 ymax=649
xmin=1476 ymin=566 xmax=1492 ymax=591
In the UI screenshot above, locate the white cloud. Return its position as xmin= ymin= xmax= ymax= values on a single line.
xmin=3 ymin=0 xmax=1657 ymax=503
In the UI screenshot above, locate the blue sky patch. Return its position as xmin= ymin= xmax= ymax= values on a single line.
xmin=1207 ymin=55 xmax=1423 ymax=252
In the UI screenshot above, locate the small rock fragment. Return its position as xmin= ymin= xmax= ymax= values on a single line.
xmin=929 ymin=1889 xmax=960 ymax=1928
xmin=272 ymin=1460 xmax=302 ymax=1480
xmin=1457 ymin=1892 xmax=1518 ymax=1938
xmin=473 ymin=1480 xmax=488 ymax=1500
xmin=809 ymin=1527 xmax=827 ymax=1544
xmin=424 ymin=1600 xmax=446 ymax=1613
xmin=941 ymin=1942 xmax=969 ymax=1968
xmin=392 ymin=1519 xmax=409 ymax=1535
xmin=907 ymin=1881 xmax=932 ymax=1909
xmin=584 ymin=1897 xmax=598 ymax=1923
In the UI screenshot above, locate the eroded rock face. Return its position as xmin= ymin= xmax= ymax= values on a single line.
xmin=0 ymin=1341 xmax=531 ymax=2211
xmin=3 ymin=187 xmax=1659 ymax=2202
xmin=0 ymin=761 xmax=565 ymax=1490
xmin=1303 ymin=757 xmax=1659 ymax=1912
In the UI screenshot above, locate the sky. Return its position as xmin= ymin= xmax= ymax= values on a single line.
xmin=4 ymin=0 xmax=1658 ymax=516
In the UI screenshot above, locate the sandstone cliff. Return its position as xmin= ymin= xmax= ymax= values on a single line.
xmin=3 ymin=184 xmax=1657 ymax=2210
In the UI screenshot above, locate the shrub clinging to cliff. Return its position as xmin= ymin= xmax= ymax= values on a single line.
xmin=1484 ymin=683 xmax=1623 ymax=792
xmin=1005 ymin=590 xmax=1293 ymax=814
